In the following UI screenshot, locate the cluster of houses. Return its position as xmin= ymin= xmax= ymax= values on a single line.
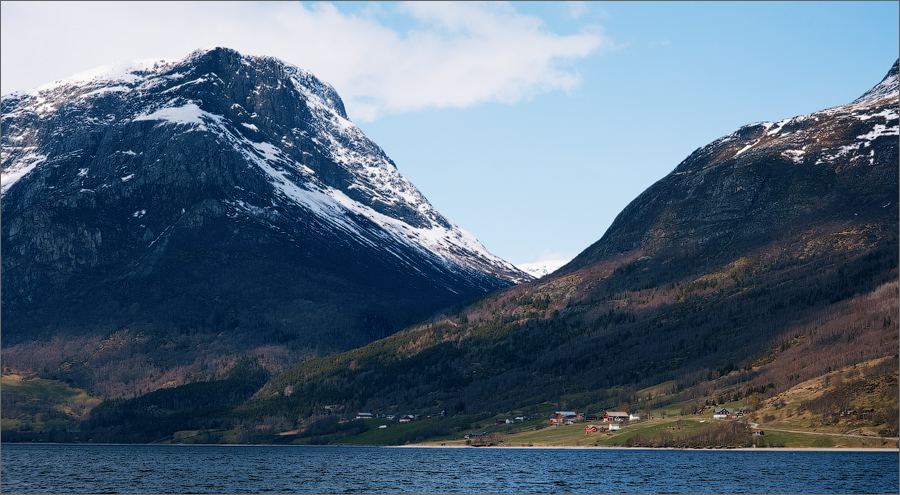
xmin=359 ymin=407 xmax=760 ymax=427
xmin=551 ymin=411 xmax=640 ymax=426
xmin=835 ymin=409 xmax=876 ymax=419
xmin=712 ymin=407 xmax=750 ymax=419
xmin=494 ymin=416 xmax=530 ymax=425
xmin=355 ymin=412 xmax=417 ymax=423
xmin=585 ymin=423 xmax=620 ymax=433
xmin=355 ymin=411 xmax=446 ymax=423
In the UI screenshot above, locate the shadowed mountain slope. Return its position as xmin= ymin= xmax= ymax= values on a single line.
xmin=1 ymin=48 xmax=528 ymax=395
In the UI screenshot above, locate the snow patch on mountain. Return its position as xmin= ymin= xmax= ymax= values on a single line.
xmin=677 ymin=61 xmax=898 ymax=173
xmin=134 ymin=96 xmax=528 ymax=282
xmin=516 ymin=259 xmax=571 ymax=278
xmin=134 ymin=103 xmax=220 ymax=129
xmin=36 ymin=58 xmax=177 ymax=92
xmin=0 ymin=149 xmax=46 ymax=195
xmin=853 ymin=59 xmax=899 ymax=104
xmin=3 ymin=47 xmax=528 ymax=283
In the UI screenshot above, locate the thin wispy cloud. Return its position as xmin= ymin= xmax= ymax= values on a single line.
xmin=563 ymin=1 xmax=590 ymax=20
xmin=0 ymin=1 xmax=612 ymax=122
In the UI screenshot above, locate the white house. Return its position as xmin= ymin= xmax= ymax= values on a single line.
xmin=713 ymin=408 xmax=732 ymax=419
xmin=629 ymin=413 xmax=640 ymax=421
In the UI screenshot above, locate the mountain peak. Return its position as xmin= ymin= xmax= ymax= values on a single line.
xmin=853 ymin=58 xmax=899 ymax=104
xmin=3 ymin=47 xmax=527 ymax=282
xmin=564 ymin=58 xmax=898 ymax=272
xmin=1 ymin=47 xmax=528 ymax=361
xmin=178 ymin=46 xmax=350 ymax=120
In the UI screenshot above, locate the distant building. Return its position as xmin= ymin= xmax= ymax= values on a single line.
xmin=552 ymin=411 xmax=578 ymax=426
xmin=604 ymin=411 xmax=628 ymax=422
xmin=713 ymin=408 xmax=733 ymax=419
xmin=356 ymin=412 xmax=374 ymax=419
xmin=586 ymin=424 xmax=619 ymax=433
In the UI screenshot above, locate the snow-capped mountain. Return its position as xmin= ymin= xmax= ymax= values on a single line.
xmin=0 ymin=47 xmax=528 ymax=360
xmin=1 ymin=47 xmax=526 ymax=283
xmin=515 ymin=259 xmax=571 ymax=278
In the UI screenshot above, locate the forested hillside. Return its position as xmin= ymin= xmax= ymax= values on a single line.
xmin=245 ymin=232 xmax=896 ymax=423
xmin=234 ymin=59 xmax=899 ymax=436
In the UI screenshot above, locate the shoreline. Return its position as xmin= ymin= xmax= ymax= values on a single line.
xmin=5 ymin=441 xmax=896 ymax=452
xmin=391 ymin=444 xmax=898 ymax=452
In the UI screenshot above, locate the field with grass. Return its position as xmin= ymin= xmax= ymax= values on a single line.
xmin=0 ymin=374 xmax=101 ymax=441
xmin=333 ymin=418 xmax=439 ymax=445
xmin=412 ymin=414 xmax=896 ymax=450
xmin=331 ymin=361 xmax=898 ymax=450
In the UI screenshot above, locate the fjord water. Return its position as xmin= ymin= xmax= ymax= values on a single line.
xmin=1 ymin=444 xmax=896 ymax=494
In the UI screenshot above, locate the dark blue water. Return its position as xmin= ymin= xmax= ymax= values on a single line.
xmin=1 ymin=444 xmax=897 ymax=493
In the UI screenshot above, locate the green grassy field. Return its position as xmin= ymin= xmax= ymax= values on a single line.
xmin=349 ymin=411 xmax=898 ymax=449
xmin=1 ymin=375 xmax=94 ymax=402
xmin=332 ymin=418 xmax=437 ymax=445
xmin=1 ymin=374 xmax=101 ymax=435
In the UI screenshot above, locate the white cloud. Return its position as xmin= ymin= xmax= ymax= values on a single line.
xmin=1 ymin=1 xmax=611 ymax=122
xmin=563 ymin=1 xmax=590 ymax=20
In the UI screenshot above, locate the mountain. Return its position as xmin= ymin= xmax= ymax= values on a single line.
xmin=515 ymin=259 xmax=571 ymax=278
xmin=0 ymin=47 xmax=528 ymax=396
xmin=563 ymin=60 xmax=899 ymax=274
xmin=238 ymin=59 xmax=897 ymax=432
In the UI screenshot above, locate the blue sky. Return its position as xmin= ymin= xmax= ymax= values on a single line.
xmin=2 ymin=2 xmax=898 ymax=266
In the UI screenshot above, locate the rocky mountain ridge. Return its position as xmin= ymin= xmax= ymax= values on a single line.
xmin=565 ymin=60 xmax=898 ymax=272
xmin=0 ymin=48 xmax=527 ymax=391
xmin=1 ymin=47 xmax=526 ymax=286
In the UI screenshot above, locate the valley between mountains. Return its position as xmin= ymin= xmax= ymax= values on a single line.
xmin=1 ymin=49 xmax=897 ymax=447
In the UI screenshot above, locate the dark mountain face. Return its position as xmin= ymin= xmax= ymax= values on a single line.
xmin=565 ymin=60 xmax=899 ymax=273
xmin=248 ymin=60 xmax=898 ymax=424
xmin=0 ymin=48 xmax=527 ymax=392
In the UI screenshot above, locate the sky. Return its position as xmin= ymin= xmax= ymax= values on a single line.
xmin=2 ymin=1 xmax=898 ymax=266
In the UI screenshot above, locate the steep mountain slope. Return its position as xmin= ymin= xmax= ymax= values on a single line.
xmin=0 ymin=47 xmax=527 ymax=395
xmin=240 ymin=60 xmax=897 ymax=431
xmin=564 ymin=60 xmax=898 ymax=273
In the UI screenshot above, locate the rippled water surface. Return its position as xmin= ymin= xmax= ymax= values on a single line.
xmin=2 ymin=444 xmax=897 ymax=493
